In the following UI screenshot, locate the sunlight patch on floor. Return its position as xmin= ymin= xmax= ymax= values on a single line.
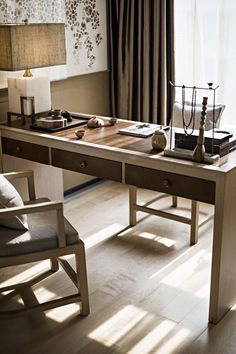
xmin=34 ymin=286 xmax=56 ymax=303
xmin=160 ymin=249 xmax=207 ymax=288
xmin=11 ymin=287 xmax=56 ymax=306
xmin=195 ymin=283 xmax=210 ymax=299
xmin=231 ymin=303 xmax=236 ymax=311
xmin=46 ymin=303 xmax=81 ymax=322
xmin=149 ymin=247 xmax=193 ymax=279
xmin=126 ymin=319 xmax=177 ymax=354
xmin=88 ymin=304 xmax=190 ymax=354
xmin=139 ymin=232 xmax=176 ymax=247
xmin=84 ymin=223 xmax=128 ymax=249
xmin=0 ymin=260 xmax=49 ymax=288
xmin=154 ymin=327 xmax=190 ymax=354
xmin=88 ymin=305 xmax=147 ymax=347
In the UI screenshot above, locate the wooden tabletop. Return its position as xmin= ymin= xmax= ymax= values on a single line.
xmin=2 ymin=115 xmax=236 ymax=175
xmin=2 ymin=117 xmax=160 ymax=155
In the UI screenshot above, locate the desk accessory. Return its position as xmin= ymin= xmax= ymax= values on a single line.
xmin=164 ymin=147 xmax=219 ymax=163
xmin=119 ymin=123 xmax=169 ymax=138
xmin=152 ymin=127 xmax=168 ymax=150
xmin=175 ymin=130 xmax=232 ymax=157
xmin=165 ymin=82 xmax=221 ymax=164
xmin=109 ymin=118 xmax=118 ymax=126
xmin=30 ymin=116 xmax=87 ymax=133
xmin=61 ymin=110 xmax=73 ymax=122
xmin=36 ymin=117 xmax=67 ymax=130
xmin=87 ymin=116 xmax=117 ymax=128
xmin=0 ymin=23 xmax=66 ymax=125
xmin=182 ymin=84 xmax=197 ymax=135
xmin=192 ymin=97 xmax=208 ymax=162
xmin=31 ymin=109 xmax=65 ymax=129
xmin=52 ymin=109 xmax=62 ymax=120
xmin=75 ymin=129 xmax=86 ymax=139
xmin=87 ymin=117 xmax=105 ymax=128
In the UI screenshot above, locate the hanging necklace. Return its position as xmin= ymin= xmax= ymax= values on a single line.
xmin=182 ymin=85 xmax=197 ymax=135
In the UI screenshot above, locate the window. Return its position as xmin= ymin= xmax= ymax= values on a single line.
xmin=174 ymin=0 xmax=236 ymax=129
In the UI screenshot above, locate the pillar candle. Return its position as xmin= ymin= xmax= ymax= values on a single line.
xmin=8 ymin=76 xmax=51 ymax=115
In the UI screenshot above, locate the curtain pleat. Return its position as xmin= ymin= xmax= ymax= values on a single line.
xmin=109 ymin=0 xmax=174 ymax=125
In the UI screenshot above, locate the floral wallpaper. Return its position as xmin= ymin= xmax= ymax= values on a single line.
xmin=66 ymin=0 xmax=103 ymax=68
xmin=0 ymin=0 xmax=107 ymax=88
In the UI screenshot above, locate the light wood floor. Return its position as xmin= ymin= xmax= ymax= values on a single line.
xmin=1 ymin=180 xmax=236 ymax=354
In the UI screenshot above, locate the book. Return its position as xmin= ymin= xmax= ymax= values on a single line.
xmin=174 ymin=129 xmax=236 ymax=157
xmin=119 ymin=123 xmax=170 ymax=138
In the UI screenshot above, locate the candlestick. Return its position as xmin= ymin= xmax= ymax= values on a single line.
xmin=192 ymin=97 xmax=208 ymax=162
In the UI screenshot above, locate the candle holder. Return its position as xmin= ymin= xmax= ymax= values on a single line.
xmin=192 ymin=97 xmax=208 ymax=162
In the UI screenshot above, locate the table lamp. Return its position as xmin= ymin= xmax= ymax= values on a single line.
xmin=0 ymin=23 xmax=66 ymax=124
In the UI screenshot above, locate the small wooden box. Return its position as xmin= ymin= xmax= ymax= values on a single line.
xmin=36 ymin=117 xmax=67 ymax=129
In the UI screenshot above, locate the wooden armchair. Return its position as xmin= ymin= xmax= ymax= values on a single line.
xmin=0 ymin=170 xmax=89 ymax=318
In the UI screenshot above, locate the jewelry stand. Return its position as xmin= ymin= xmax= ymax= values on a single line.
xmin=7 ymin=96 xmax=51 ymax=125
xmin=164 ymin=82 xmax=220 ymax=164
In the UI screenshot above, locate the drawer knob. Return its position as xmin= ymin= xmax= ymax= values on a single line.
xmin=162 ymin=179 xmax=170 ymax=189
xmin=79 ymin=161 xmax=88 ymax=169
xmin=16 ymin=146 xmax=21 ymax=153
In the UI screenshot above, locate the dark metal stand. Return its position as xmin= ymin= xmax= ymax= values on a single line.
xmin=163 ymin=82 xmax=221 ymax=164
xmin=169 ymin=81 xmax=219 ymax=157
xmin=7 ymin=96 xmax=51 ymax=125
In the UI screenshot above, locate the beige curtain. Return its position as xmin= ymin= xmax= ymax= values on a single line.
xmin=109 ymin=0 xmax=174 ymax=125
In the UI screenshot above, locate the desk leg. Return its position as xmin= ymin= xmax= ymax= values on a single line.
xmin=190 ymin=200 xmax=199 ymax=245
xmin=129 ymin=186 xmax=137 ymax=226
xmin=209 ymin=171 xmax=236 ymax=323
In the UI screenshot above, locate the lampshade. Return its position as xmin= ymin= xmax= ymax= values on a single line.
xmin=0 ymin=23 xmax=66 ymax=71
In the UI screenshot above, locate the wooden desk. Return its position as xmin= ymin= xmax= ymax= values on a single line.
xmin=1 ymin=115 xmax=236 ymax=324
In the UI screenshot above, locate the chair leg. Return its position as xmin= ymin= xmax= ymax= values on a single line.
xmin=76 ymin=243 xmax=90 ymax=316
xmin=50 ymin=258 xmax=59 ymax=272
xmin=129 ymin=186 xmax=137 ymax=226
xmin=190 ymin=200 xmax=200 ymax=245
xmin=172 ymin=195 xmax=178 ymax=207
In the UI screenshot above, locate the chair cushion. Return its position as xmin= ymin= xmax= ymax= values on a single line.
xmin=172 ymin=101 xmax=225 ymax=131
xmin=0 ymin=175 xmax=28 ymax=231
xmin=0 ymin=198 xmax=80 ymax=256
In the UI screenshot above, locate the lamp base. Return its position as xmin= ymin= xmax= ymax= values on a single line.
xmin=7 ymin=96 xmax=51 ymax=125
xmin=7 ymin=76 xmax=51 ymax=117
xmin=23 ymin=69 xmax=33 ymax=77
xmin=7 ymin=111 xmax=51 ymax=126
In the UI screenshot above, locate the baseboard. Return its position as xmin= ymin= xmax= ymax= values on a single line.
xmin=64 ymin=177 xmax=102 ymax=197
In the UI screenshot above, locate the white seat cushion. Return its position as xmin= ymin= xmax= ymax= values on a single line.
xmin=0 ymin=198 xmax=79 ymax=256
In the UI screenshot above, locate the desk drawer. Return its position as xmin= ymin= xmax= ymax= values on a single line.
xmin=52 ymin=148 xmax=122 ymax=182
xmin=125 ymin=164 xmax=215 ymax=204
xmin=1 ymin=137 xmax=50 ymax=165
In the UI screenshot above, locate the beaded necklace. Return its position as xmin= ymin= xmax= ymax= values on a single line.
xmin=182 ymin=85 xmax=197 ymax=135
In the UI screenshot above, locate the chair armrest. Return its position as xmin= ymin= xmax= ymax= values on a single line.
xmin=2 ymin=170 xmax=36 ymax=201
xmin=0 ymin=201 xmax=66 ymax=248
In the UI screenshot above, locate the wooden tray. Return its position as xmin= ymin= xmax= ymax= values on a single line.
xmin=30 ymin=117 xmax=87 ymax=133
